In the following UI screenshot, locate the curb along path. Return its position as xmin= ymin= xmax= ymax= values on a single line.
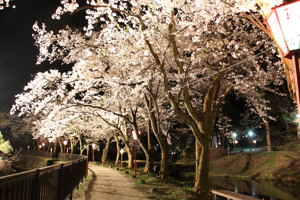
xmin=83 ymin=163 xmax=150 ymax=200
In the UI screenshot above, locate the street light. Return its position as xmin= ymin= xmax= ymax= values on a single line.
xmin=92 ymin=143 xmax=96 ymax=161
xmin=266 ymin=0 xmax=300 ymax=138
xmin=248 ymin=130 xmax=255 ymax=138
xmin=63 ymin=140 xmax=68 ymax=153
xmin=132 ymin=130 xmax=138 ymax=176
xmin=231 ymin=132 xmax=238 ymax=148
xmin=120 ymin=148 xmax=125 ymax=168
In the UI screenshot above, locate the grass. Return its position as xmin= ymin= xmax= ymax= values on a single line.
xmin=117 ymin=167 xmax=199 ymax=200
xmin=209 ymin=149 xmax=300 ymax=184
xmin=72 ymin=174 xmax=94 ymax=200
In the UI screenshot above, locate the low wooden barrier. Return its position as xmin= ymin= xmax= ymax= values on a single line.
xmin=0 ymin=153 xmax=87 ymax=200
xmin=212 ymin=189 xmax=260 ymax=200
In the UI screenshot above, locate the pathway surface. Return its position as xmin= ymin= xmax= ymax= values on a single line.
xmin=81 ymin=163 xmax=150 ymax=200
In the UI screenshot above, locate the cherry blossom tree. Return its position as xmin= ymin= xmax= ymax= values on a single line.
xmin=11 ymin=0 xmax=288 ymax=196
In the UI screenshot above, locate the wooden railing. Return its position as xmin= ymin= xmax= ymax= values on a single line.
xmin=212 ymin=189 xmax=260 ymax=200
xmin=0 ymin=153 xmax=88 ymax=200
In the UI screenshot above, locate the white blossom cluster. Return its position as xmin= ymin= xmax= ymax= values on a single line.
xmin=0 ymin=0 xmax=14 ymax=10
xmin=11 ymin=0 xmax=287 ymax=144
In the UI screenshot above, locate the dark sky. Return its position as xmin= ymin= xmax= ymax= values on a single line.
xmin=0 ymin=0 xmax=83 ymax=113
xmin=0 ymin=0 xmax=58 ymax=113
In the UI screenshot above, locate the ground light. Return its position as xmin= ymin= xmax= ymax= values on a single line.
xmin=92 ymin=143 xmax=96 ymax=161
xmin=120 ymin=148 xmax=125 ymax=168
xmin=132 ymin=131 xmax=138 ymax=176
xmin=63 ymin=140 xmax=68 ymax=153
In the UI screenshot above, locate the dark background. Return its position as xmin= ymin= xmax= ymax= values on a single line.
xmin=0 ymin=0 xmax=83 ymax=113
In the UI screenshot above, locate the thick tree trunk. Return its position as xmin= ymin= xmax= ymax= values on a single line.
xmin=58 ymin=138 xmax=63 ymax=153
xmin=54 ymin=141 xmax=58 ymax=154
xmin=126 ymin=148 xmax=133 ymax=169
xmin=264 ymin=120 xmax=272 ymax=152
xmin=70 ymin=139 xmax=74 ymax=153
xmin=143 ymin=150 xmax=151 ymax=173
xmin=159 ymin=138 xmax=168 ymax=179
xmin=132 ymin=125 xmax=151 ymax=173
xmin=193 ymin=138 xmax=210 ymax=197
xmin=102 ymin=137 xmax=111 ymax=163
xmin=115 ymin=135 xmax=120 ymax=165
xmin=129 ymin=110 xmax=151 ymax=173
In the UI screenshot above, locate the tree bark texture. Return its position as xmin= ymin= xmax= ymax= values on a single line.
xmin=264 ymin=120 xmax=272 ymax=152
xmin=102 ymin=137 xmax=111 ymax=163
xmin=115 ymin=135 xmax=120 ymax=165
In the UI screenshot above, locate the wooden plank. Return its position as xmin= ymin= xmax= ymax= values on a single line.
xmin=212 ymin=189 xmax=260 ymax=200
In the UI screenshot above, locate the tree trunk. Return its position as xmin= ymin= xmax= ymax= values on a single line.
xmin=264 ymin=120 xmax=272 ymax=152
xmin=79 ymin=136 xmax=83 ymax=155
xmin=58 ymin=138 xmax=63 ymax=153
xmin=195 ymin=141 xmax=201 ymax=171
xmin=159 ymin=138 xmax=168 ymax=179
xmin=102 ymin=137 xmax=111 ymax=163
xmin=87 ymin=145 xmax=90 ymax=161
xmin=126 ymin=148 xmax=133 ymax=169
xmin=193 ymin=138 xmax=210 ymax=197
xmin=54 ymin=141 xmax=58 ymax=154
xmin=70 ymin=139 xmax=74 ymax=153
xmin=130 ymin=110 xmax=151 ymax=173
xmin=147 ymin=120 xmax=154 ymax=172
xmin=115 ymin=135 xmax=120 ymax=165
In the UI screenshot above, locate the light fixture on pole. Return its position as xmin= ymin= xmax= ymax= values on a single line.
xmin=132 ymin=130 xmax=138 ymax=176
xmin=248 ymin=130 xmax=254 ymax=138
xmin=63 ymin=140 xmax=68 ymax=153
xmin=120 ymin=148 xmax=125 ymax=168
xmin=266 ymin=0 xmax=300 ymax=138
xmin=92 ymin=143 xmax=96 ymax=162
xmin=232 ymin=132 xmax=237 ymax=148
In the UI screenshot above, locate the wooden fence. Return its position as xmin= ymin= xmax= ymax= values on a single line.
xmin=0 ymin=152 xmax=87 ymax=200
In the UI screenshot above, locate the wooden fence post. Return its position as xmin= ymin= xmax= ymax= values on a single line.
xmin=35 ymin=169 xmax=41 ymax=200
xmin=56 ymin=164 xmax=64 ymax=200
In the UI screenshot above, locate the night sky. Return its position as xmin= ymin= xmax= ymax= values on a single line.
xmin=0 ymin=0 xmax=81 ymax=113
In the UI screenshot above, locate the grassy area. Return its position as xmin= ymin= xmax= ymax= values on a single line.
xmin=14 ymin=155 xmax=56 ymax=171
xmin=117 ymin=167 xmax=201 ymax=200
xmin=72 ymin=174 xmax=94 ymax=200
xmin=209 ymin=149 xmax=300 ymax=184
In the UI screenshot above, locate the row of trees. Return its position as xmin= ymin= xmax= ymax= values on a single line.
xmin=7 ymin=0 xmax=292 ymax=197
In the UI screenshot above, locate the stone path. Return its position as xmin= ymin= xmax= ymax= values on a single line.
xmin=78 ymin=163 xmax=150 ymax=200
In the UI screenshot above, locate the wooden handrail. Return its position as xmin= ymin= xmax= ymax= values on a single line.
xmin=0 ymin=152 xmax=88 ymax=200
xmin=212 ymin=189 xmax=260 ymax=200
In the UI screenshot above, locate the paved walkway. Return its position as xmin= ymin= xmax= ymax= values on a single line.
xmin=77 ymin=163 xmax=149 ymax=200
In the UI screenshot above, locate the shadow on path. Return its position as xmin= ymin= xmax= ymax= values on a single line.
xmin=85 ymin=168 xmax=97 ymax=200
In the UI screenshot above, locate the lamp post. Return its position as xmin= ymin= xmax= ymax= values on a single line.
xmin=120 ymin=148 xmax=125 ymax=169
xmin=248 ymin=130 xmax=255 ymax=151
xmin=253 ymin=140 xmax=257 ymax=149
xmin=63 ymin=140 xmax=68 ymax=153
xmin=266 ymin=0 xmax=300 ymax=138
xmin=132 ymin=130 xmax=138 ymax=176
xmin=92 ymin=143 xmax=96 ymax=162
xmin=232 ymin=132 xmax=237 ymax=148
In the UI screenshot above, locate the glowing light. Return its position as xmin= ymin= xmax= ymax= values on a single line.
xmin=248 ymin=130 xmax=254 ymax=137
xmin=132 ymin=131 xmax=137 ymax=140
xmin=120 ymin=148 xmax=125 ymax=154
